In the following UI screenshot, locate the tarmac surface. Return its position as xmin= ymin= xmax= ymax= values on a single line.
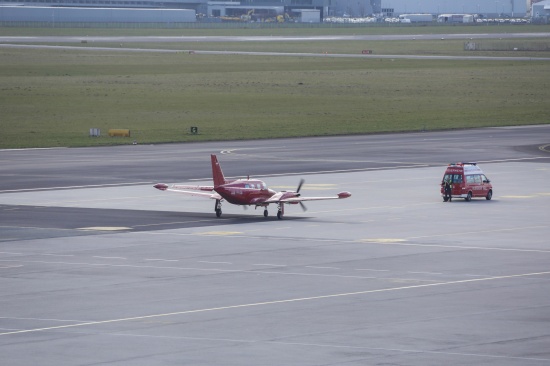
xmin=2 ymin=32 xmax=550 ymax=43
xmin=1 ymin=126 xmax=550 ymax=365
xmin=3 ymin=32 xmax=550 ymax=61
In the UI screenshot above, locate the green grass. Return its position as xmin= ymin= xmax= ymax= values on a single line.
xmin=2 ymin=24 xmax=550 ymax=36
xmin=1 ymin=25 xmax=550 ymax=148
xmin=66 ymin=38 xmax=549 ymax=58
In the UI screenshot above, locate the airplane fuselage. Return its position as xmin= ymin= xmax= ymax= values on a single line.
xmin=214 ymin=179 xmax=277 ymax=206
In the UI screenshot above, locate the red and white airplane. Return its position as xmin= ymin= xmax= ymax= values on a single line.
xmin=154 ymin=154 xmax=351 ymax=219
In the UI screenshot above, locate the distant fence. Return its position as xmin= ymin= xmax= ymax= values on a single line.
xmin=464 ymin=40 xmax=550 ymax=51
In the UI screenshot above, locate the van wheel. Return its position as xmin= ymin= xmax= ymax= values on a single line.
xmin=465 ymin=192 xmax=472 ymax=202
xmin=486 ymin=190 xmax=492 ymax=201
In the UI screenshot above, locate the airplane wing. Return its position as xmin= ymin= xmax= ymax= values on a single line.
xmin=283 ymin=192 xmax=351 ymax=203
xmin=264 ymin=191 xmax=351 ymax=204
xmin=154 ymin=183 xmax=222 ymax=200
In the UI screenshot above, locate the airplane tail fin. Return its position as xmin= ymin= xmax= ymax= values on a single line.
xmin=211 ymin=154 xmax=227 ymax=188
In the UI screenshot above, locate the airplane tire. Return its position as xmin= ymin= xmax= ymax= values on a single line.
xmin=277 ymin=211 xmax=282 ymax=220
xmin=216 ymin=209 xmax=222 ymax=217
xmin=264 ymin=210 xmax=268 ymax=217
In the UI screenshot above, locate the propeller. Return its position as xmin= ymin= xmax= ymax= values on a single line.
xmin=296 ymin=178 xmax=305 ymax=194
xmin=296 ymin=179 xmax=307 ymax=211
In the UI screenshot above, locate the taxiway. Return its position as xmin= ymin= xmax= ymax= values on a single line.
xmin=1 ymin=126 xmax=549 ymax=365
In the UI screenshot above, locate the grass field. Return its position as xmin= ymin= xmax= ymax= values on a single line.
xmin=1 ymin=25 xmax=549 ymax=148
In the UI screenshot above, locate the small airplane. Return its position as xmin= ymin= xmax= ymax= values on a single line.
xmin=154 ymin=154 xmax=351 ymax=219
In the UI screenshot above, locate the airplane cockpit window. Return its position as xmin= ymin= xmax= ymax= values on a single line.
xmin=245 ymin=184 xmax=250 ymax=189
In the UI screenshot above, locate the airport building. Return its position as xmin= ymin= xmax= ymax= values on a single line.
xmin=0 ymin=0 xmax=379 ymax=22
xmin=0 ymin=0 xmax=536 ymax=22
xmin=531 ymin=0 xmax=550 ymax=20
xmin=380 ymin=0 xmax=528 ymax=17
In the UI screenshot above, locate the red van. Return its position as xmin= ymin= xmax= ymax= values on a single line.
xmin=440 ymin=162 xmax=493 ymax=202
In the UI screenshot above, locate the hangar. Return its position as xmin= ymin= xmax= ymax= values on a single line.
xmin=531 ymin=0 xmax=550 ymax=21
xmin=0 ymin=6 xmax=196 ymax=22
xmin=0 ymin=0 xmax=534 ymax=22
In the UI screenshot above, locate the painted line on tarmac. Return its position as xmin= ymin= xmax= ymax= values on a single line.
xmin=0 ymin=147 xmax=67 ymax=152
xmin=0 ymin=182 xmax=153 ymax=193
xmin=186 ymin=164 xmax=430 ymax=182
xmin=1 ymin=270 xmax=549 ymax=337
xmin=405 ymin=225 xmax=548 ymax=242
xmin=477 ymin=156 xmax=550 ymax=163
xmin=78 ymin=227 xmax=132 ymax=231
xmin=142 ymin=228 xmax=550 ymax=254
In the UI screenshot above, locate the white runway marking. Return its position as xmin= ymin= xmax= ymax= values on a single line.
xmin=252 ymin=264 xmax=287 ymax=267
xmin=198 ymin=261 xmax=232 ymax=264
xmin=145 ymin=258 xmax=179 ymax=262
xmin=40 ymin=254 xmax=75 ymax=257
xmin=78 ymin=227 xmax=132 ymax=231
xmin=142 ymin=228 xmax=550 ymax=254
xmin=0 ymin=181 xmax=152 ymax=193
xmin=1 ymin=270 xmax=549 ymax=337
xmin=355 ymin=269 xmax=390 ymax=272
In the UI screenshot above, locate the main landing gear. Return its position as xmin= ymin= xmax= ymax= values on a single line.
xmin=215 ymin=199 xmax=222 ymax=218
xmin=262 ymin=206 xmax=283 ymax=219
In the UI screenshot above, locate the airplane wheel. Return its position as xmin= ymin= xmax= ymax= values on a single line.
xmin=264 ymin=209 xmax=268 ymax=217
xmin=216 ymin=209 xmax=222 ymax=218
xmin=277 ymin=211 xmax=282 ymax=220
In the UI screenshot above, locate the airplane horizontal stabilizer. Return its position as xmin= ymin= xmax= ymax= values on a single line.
xmin=154 ymin=183 xmax=221 ymax=200
xmin=165 ymin=188 xmax=222 ymax=200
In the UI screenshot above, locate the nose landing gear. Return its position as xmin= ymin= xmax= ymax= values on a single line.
xmin=277 ymin=203 xmax=284 ymax=220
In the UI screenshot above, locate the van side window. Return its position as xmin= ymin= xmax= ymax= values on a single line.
xmin=453 ymin=174 xmax=463 ymax=183
xmin=466 ymin=175 xmax=475 ymax=184
xmin=474 ymin=175 xmax=482 ymax=183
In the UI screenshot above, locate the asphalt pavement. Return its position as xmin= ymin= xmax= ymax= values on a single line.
xmin=1 ymin=126 xmax=550 ymax=365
